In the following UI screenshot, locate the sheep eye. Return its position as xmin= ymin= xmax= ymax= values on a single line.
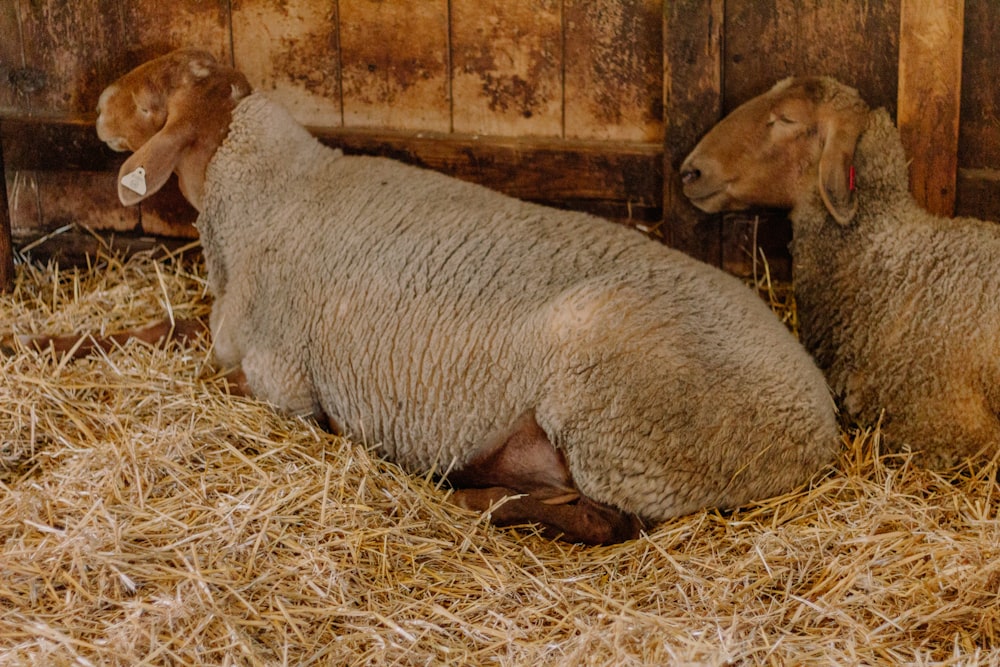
xmin=768 ymin=114 xmax=795 ymax=126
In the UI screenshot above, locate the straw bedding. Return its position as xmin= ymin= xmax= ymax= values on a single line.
xmin=2 ymin=244 xmax=1000 ymax=666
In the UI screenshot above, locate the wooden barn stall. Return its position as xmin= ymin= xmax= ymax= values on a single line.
xmin=1 ymin=1 xmax=994 ymax=281
xmin=4 ymin=2 xmax=1000 ymax=665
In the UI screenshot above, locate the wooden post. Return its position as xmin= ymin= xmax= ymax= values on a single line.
xmin=897 ymin=0 xmax=964 ymax=216
xmin=0 ymin=131 xmax=15 ymax=292
xmin=663 ymin=0 xmax=724 ymax=265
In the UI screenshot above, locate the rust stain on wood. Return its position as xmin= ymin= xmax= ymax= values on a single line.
xmin=724 ymin=0 xmax=899 ymax=116
xmin=119 ymin=0 xmax=231 ymax=67
xmin=565 ymin=0 xmax=663 ymax=141
xmin=451 ymin=0 xmax=562 ymax=137
xmin=340 ymin=0 xmax=450 ymax=131
xmin=37 ymin=170 xmax=139 ymax=234
xmin=233 ymin=0 xmax=341 ymax=127
xmin=16 ymin=0 xmax=128 ymax=113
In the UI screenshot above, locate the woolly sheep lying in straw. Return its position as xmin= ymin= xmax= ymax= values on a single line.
xmin=55 ymin=49 xmax=839 ymax=544
xmin=681 ymin=76 xmax=1000 ymax=469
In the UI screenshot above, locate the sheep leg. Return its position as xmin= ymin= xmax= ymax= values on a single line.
xmin=449 ymin=411 xmax=644 ymax=545
xmin=5 ymin=317 xmax=208 ymax=359
xmin=452 ymin=487 xmax=644 ymax=545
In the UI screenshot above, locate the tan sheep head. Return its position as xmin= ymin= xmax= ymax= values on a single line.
xmin=680 ymin=76 xmax=870 ymax=225
xmin=96 ymin=48 xmax=252 ymax=211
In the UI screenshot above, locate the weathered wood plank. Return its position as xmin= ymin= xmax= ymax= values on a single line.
xmin=451 ymin=0 xmax=562 ymax=137
xmin=898 ymin=0 xmax=964 ymax=217
xmin=6 ymin=169 xmax=40 ymax=232
xmin=564 ymin=0 xmax=663 ymax=141
xmin=0 ymin=116 xmax=661 ymax=228
xmin=339 ymin=0 xmax=450 ymax=131
xmin=16 ymin=0 xmax=125 ymax=113
xmin=663 ymin=0 xmax=723 ymax=264
xmin=724 ymin=0 xmax=899 ymax=115
xmin=0 ymin=143 xmax=13 ymax=291
xmin=959 ymin=2 xmax=1000 ymax=169
xmin=36 ymin=170 xmax=138 ymax=234
xmin=322 ymin=129 xmax=662 ymax=221
xmin=118 ymin=0 xmax=231 ymax=66
xmin=232 ymin=0 xmax=341 ymax=128
xmin=0 ymin=0 xmax=25 ymax=112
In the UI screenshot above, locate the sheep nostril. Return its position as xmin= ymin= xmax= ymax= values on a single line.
xmin=680 ymin=168 xmax=701 ymax=185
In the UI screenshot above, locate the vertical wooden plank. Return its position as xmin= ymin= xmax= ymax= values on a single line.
xmin=451 ymin=0 xmax=562 ymax=137
xmin=898 ymin=0 xmax=964 ymax=217
xmin=958 ymin=2 xmax=1000 ymax=170
xmin=340 ymin=0 xmax=450 ymax=132
xmin=0 ymin=1 xmax=23 ymax=283
xmin=725 ymin=1 xmax=899 ymax=114
xmin=955 ymin=2 xmax=1000 ymax=220
xmin=564 ymin=0 xmax=663 ymax=142
xmin=0 ymin=143 xmax=14 ymax=291
xmin=17 ymin=0 xmax=125 ymax=113
xmin=663 ymin=0 xmax=723 ymax=263
xmin=0 ymin=0 xmax=25 ymax=112
xmin=119 ymin=0 xmax=232 ymax=66
xmin=232 ymin=0 xmax=341 ymax=128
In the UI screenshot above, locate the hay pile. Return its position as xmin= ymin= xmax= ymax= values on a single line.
xmin=2 ymin=246 xmax=999 ymax=666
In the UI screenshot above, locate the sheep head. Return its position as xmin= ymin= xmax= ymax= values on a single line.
xmin=680 ymin=76 xmax=870 ymax=225
xmin=97 ymin=48 xmax=252 ymax=211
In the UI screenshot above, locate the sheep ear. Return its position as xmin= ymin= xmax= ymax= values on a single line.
xmin=817 ymin=113 xmax=862 ymax=225
xmin=116 ymin=124 xmax=188 ymax=207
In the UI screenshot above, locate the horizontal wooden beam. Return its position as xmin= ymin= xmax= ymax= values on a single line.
xmin=1 ymin=116 xmax=663 ymax=222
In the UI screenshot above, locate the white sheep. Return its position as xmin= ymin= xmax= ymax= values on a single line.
xmin=681 ymin=75 xmax=1000 ymax=469
xmin=87 ymin=49 xmax=838 ymax=543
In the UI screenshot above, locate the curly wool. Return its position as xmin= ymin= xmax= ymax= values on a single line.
xmin=200 ymin=93 xmax=838 ymax=521
xmin=790 ymin=103 xmax=1000 ymax=467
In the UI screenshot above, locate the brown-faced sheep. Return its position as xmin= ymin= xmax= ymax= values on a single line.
xmin=59 ymin=50 xmax=839 ymax=544
xmin=681 ymin=75 xmax=1000 ymax=469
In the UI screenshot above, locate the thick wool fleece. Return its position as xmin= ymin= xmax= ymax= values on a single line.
xmin=790 ymin=106 xmax=1000 ymax=467
xmin=200 ymin=93 xmax=837 ymax=521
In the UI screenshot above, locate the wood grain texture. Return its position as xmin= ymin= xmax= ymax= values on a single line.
xmin=232 ymin=0 xmax=341 ymax=128
xmin=16 ymin=0 xmax=126 ymax=113
xmin=36 ymin=171 xmax=138 ymax=234
xmin=6 ymin=169 xmax=41 ymax=232
xmin=724 ymin=0 xmax=899 ymax=115
xmin=564 ymin=0 xmax=663 ymax=141
xmin=340 ymin=0 xmax=450 ymax=131
xmin=663 ymin=0 xmax=723 ymax=263
xmin=898 ymin=0 xmax=963 ymax=216
xmin=0 ymin=1 xmax=24 ymax=112
xmin=0 ymin=144 xmax=12 ymax=291
xmin=956 ymin=5 xmax=999 ymax=225
xmin=118 ymin=0 xmax=231 ymax=67
xmin=451 ymin=0 xmax=562 ymax=137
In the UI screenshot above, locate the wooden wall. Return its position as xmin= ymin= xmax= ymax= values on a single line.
xmin=1 ymin=0 xmax=997 ymax=279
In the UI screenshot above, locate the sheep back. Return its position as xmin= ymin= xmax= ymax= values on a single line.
xmin=200 ymin=93 xmax=838 ymax=521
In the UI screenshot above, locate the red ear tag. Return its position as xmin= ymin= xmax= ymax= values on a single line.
xmin=849 ymin=165 xmax=856 ymax=192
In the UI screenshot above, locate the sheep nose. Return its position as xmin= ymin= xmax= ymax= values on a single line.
xmin=680 ymin=166 xmax=701 ymax=185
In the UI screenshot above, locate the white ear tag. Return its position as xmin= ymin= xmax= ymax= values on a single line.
xmin=121 ymin=167 xmax=147 ymax=196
